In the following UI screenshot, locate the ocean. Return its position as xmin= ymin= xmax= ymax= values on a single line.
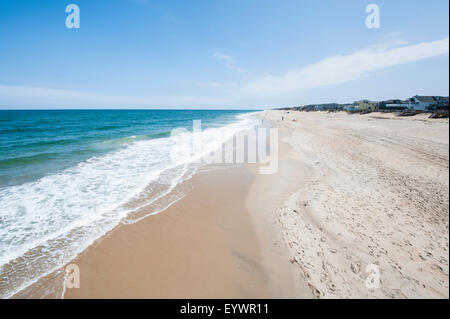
xmin=0 ymin=109 xmax=259 ymax=298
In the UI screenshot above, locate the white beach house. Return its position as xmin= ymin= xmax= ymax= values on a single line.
xmin=386 ymin=96 xmax=441 ymax=111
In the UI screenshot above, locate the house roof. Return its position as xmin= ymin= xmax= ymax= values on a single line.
xmin=384 ymin=99 xmax=402 ymax=104
xmin=414 ymin=96 xmax=437 ymax=103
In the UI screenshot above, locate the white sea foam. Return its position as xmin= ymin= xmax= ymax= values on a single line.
xmin=0 ymin=112 xmax=258 ymax=298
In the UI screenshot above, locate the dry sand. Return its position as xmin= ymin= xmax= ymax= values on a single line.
xmin=261 ymin=110 xmax=449 ymax=298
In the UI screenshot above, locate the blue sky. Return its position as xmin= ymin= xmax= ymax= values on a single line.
xmin=0 ymin=0 xmax=448 ymax=109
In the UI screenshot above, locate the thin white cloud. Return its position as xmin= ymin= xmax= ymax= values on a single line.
xmin=243 ymin=37 xmax=449 ymax=97
xmin=0 ymin=85 xmax=226 ymax=108
xmin=213 ymin=51 xmax=244 ymax=73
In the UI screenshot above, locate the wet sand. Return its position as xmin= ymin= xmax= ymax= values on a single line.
xmin=16 ymin=161 xmax=311 ymax=298
xmin=64 ymin=166 xmax=270 ymax=298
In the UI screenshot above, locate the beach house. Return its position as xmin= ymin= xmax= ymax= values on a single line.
xmin=354 ymin=100 xmax=379 ymax=111
xmin=379 ymin=99 xmax=402 ymax=109
xmin=436 ymin=97 xmax=449 ymax=108
xmin=343 ymin=104 xmax=356 ymax=111
xmin=385 ymin=96 xmax=446 ymax=111
xmin=409 ymin=96 xmax=439 ymax=111
xmin=385 ymin=100 xmax=410 ymax=110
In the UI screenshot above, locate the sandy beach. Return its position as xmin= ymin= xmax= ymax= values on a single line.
xmin=261 ymin=110 xmax=449 ymax=298
xmin=13 ymin=110 xmax=449 ymax=299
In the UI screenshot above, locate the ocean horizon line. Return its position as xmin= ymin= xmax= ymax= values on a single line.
xmin=0 ymin=108 xmax=267 ymax=111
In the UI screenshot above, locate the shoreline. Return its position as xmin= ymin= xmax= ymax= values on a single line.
xmin=64 ymin=165 xmax=272 ymax=298
xmin=15 ymin=161 xmax=312 ymax=298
